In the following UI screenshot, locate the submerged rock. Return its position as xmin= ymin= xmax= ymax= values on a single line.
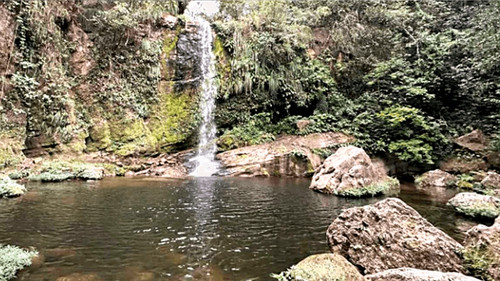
xmin=448 ymin=193 xmax=500 ymax=219
xmin=310 ymin=146 xmax=398 ymax=197
xmin=416 ymin=169 xmax=457 ymax=188
xmin=365 ymin=268 xmax=480 ymax=281
xmin=56 ymin=273 xmax=102 ymax=281
xmin=327 ymin=198 xmax=464 ymax=275
xmin=272 ymin=254 xmax=366 ymax=281
xmin=462 ymin=217 xmax=500 ymax=281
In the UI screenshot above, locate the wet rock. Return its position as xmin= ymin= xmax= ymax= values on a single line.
xmin=365 ymin=268 xmax=481 ymax=281
xmin=296 ymin=119 xmax=313 ymax=132
xmin=440 ymin=157 xmax=488 ymax=174
xmin=56 ymin=273 xmax=101 ymax=281
xmin=218 ymin=133 xmax=353 ymax=178
xmin=310 ymin=146 xmax=398 ymax=197
xmin=463 ymin=217 xmax=500 ymax=281
xmin=455 ymin=130 xmax=488 ymax=152
xmin=273 ymin=254 xmax=366 ymax=281
xmin=416 ymin=169 xmax=457 ymax=188
xmin=327 ymin=198 xmax=464 ymax=275
xmin=481 ymin=171 xmax=500 ymax=189
xmin=448 ymin=193 xmax=500 ymax=219
xmin=30 ymin=253 xmax=45 ymax=270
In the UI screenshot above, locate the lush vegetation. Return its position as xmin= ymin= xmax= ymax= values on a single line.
xmin=0 ymin=245 xmax=37 ymax=280
xmin=213 ymin=0 xmax=500 ymax=165
xmin=0 ymin=177 xmax=26 ymax=198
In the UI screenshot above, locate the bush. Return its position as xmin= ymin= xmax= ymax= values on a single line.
xmin=0 ymin=177 xmax=26 ymax=198
xmin=353 ymin=105 xmax=450 ymax=165
xmin=0 ymin=245 xmax=38 ymax=280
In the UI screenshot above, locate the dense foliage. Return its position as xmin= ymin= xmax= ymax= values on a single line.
xmin=214 ymin=0 xmax=500 ymax=164
xmin=0 ymin=245 xmax=37 ymax=280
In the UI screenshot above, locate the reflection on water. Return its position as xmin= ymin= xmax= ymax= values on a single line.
xmin=0 ymin=178 xmax=475 ymax=280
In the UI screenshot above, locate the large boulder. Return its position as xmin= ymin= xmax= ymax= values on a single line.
xmin=327 ymin=198 xmax=464 ymax=275
xmin=455 ymin=130 xmax=488 ymax=152
xmin=272 ymin=254 xmax=366 ymax=281
xmin=416 ymin=169 xmax=457 ymax=188
xmin=462 ymin=218 xmax=500 ymax=280
xmin=462 ymin=217 xmax=500 ymax=281
xmin=310 ymin=146 xmax=398 ymax=197
xmin=217 ymin=133 xmax=353 ymax=177
xmin=448 ymin=193 xmax=500 ymax=219
xmin=365 ymin=268 xmax=481 ymax=281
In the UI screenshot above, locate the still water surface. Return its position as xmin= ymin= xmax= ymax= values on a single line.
xmin=0 ymin=177 xmax=475 ymax=280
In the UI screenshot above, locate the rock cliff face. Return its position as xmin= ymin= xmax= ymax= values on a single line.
xmin=0 ymin=2 xmax=204 ymax=165
xmin=217 ymin=132 xmax=354 ymax=177
xmin=327 ymin=198 xmax=465 ymax=275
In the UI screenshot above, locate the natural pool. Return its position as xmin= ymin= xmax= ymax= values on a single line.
xmin=0 ymin=177 xmax=475 ymax=280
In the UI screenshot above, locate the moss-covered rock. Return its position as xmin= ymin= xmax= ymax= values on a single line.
xmin=448 ymin=193 xmax=500 ymax=219
xmin=0 ymin=177 xmax=26 ymax=198
xmin=335 ymin=177 xmax=400 ymax=198
xmin=148 ymin=83 xmax=198 ymax=152
xmin=462 ymin=217 xmax=500 ymax=281
xmin=0 ymin=133 xmax=25 ymax=169
xmin=272 ymin=254 xmax=366 ymax=281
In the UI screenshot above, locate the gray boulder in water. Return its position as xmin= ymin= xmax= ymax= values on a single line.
xmin=310 ymin=146 xmax=398 ymax=197
xmin=327 ymin=198 xmax=465 ymax=275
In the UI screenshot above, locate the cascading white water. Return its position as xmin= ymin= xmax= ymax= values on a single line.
xmin=187 ymin=1 xmax=220 ymax=177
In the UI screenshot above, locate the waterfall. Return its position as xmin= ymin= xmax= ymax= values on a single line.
xmin=186 ymin=1 xmax=220 ymax=177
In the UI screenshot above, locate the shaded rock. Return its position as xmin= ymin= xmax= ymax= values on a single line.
xmin=416 ymin=169 xmax=457 ymax=188
xmin=365 ymin=268 xmax=481 ymax=281
xmin=296 ymin=119 xmax=313 ymax=132
xmin=217 ymin=133 xmax=353 ymax=177
xmin=481 ymin=171 xmax=500 ymax=189
xmin=456 ymin=130 xmax=488 ymax=152
xmin=486 ymin=152 xmax=500 ymax=169
xmin=310 ymin=146 xmax=398 ymax=197
xmin=273 ymin=253 xmax=366 ymax=281
xmin=327 ymin=198 xmax=464 ymax=275
xmin=448 ymin=193 xmax=500 ymax=219
xmin=463 ymin=217 xmax=500 ymax=281
xmin=56 ymin=273 xmax=101 ymax=281
xmin=440 ymin=157 xmax=488 ymax=174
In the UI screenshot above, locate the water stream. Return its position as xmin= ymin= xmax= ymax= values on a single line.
xmin=187 ymin=1 xmax=220 ymax=177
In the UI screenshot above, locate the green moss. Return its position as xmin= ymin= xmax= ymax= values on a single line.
xmin=454 ymin=203 xmax=500 ymax=219
xmin=148 ymin=83 xmax=197 ymax=152
xmin=88 ymin=121 xmax=112 ymax=151
xmin=0 ymin=245 xmax=38 ymax=280
xmin=462 ymin=244 xmax=495 ymax=281
xmin=0 ymin=135 xmax=25 ymax=169
xmin=161 ymin=25 xmax=181 ymax=80
xmin=335 ymin=177 xmax=400 ymax=198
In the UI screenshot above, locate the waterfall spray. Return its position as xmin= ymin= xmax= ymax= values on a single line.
xmin=186 ymin=1 xmax=220 ymax=177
